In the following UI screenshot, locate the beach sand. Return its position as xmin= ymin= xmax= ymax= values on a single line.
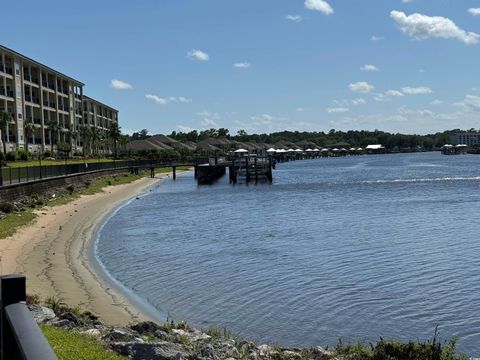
xmin=0 ymin=173 xmax=176 ymax=325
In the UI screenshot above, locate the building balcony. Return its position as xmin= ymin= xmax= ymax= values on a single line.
xmin=43 ymin=101 xmax=56 ymax=108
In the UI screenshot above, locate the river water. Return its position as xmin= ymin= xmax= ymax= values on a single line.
xmin=96 ymin=152 xmax=480 ymax=355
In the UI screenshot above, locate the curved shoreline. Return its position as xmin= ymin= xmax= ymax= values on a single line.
xmin=88 ymin=183 xmax=168 ymax=325
xmin=1 ymin=172 xmax=187 ymax=325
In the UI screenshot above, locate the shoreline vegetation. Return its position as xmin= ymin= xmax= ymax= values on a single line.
xmin=0 ymin=166 xmax=471 ymax=359
xmin=30 ymin=294 xmax=468 ymax=360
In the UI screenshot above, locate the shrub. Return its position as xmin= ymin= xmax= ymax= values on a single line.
xmin=26 ymin=293 xmax=41 ymax=305
xmin=5 ymin=151 xmax=16 ymax=161
xmin=66 ymin=184 xmax=75 ymax=194
xmin=0 ymin=152 xmax=4 ymax=161
xmin=18 ymin=150 xmax=29 ymax=161
xmin=43 ymin=149 xmax=51 ymax=158
xmin=0 ymin=202 xmax=15 ymax=214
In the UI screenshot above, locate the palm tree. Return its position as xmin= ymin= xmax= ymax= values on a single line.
xmin=108 ymin=122 xmax=121 ymax=159
xmin=46 ymin=120 xmax=59 ymax=154
xmin=0 ymin=111 xmax=12 ymax=155
xmin=23 ymin=121 xmax=35 ymax=150
xmin=90 ymin=127 xmax=100 ymax=156
xmin=118 ymin=134 xmax=129 ymax=154
xmin=79 ymin=125 xmax=92 ymax=157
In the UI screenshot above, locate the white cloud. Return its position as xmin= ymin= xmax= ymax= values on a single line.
xmin=145 ymin=94 xmax=168 ymax=105
xmin=201 ymin=118 xmax=218 ymax=127
xmin=453 ymin=95 xmax=480 ymax=112
xmin=196 ymin=111 xmax=221 ymax=120
xmin=233 ymin=62 xmax=251 ymax=69
xmin=177 ymin=125 xmax=195 ymax=133
xmin=187 ymin=49 xmax=210 ymax=61
xmin=304 ymin=0 xmax=333 ymax=15
xmin=145 ymin=94 xmax=192 ymax=105
xmin=296 ymin=107 xmax=306 ymax=112
xmin=352 ymin=98 xmax=366 ymax=105
xmin=402 ymin=0 xmax=415 ymax=3
xmin=371 ymin=35 xmax=384 ymax=41
xmin=250 ymin=114 xmax=275 ymax=124
xmin=431 ymin=99 xmax=443 ymax=105
xmin=418 ymin=69 xmax=426 ymax=73
xmin=386 ymin=90 xmax=404 ymax=97
xmin=402 ymin=86 xmax=433 ymax=95
xmin=286 ymin=15 xmax=303 ymax=22
xmin=468 ymin=8 xmax=480 ymax=16
xmin=390 ymin=10 xmax=480 ymax=45
xmin=326 ymin=107 xmax=349 ymax=113
xmin=348 ymin=81 xmax=375 ymax=93
xmin=374 ymin=94 xmax=391 ymax=102
xmin=361 ymin=64 xmax=379 ymax=72
xmin=110 ymin=79 xmax=132 ymax=90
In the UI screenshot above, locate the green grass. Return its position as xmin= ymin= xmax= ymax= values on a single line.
xmin=5 ymin=158 xmax=114 ymax=168
xmin=47 ymin=172 xmax=146 ymax=207
xmin=0 ymin=209 xmax=37 ymax=239
xmin=41 ymin=325 xmax=127 ymax=360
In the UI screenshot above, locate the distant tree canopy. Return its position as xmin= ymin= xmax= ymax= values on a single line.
xmin=161 ymin=128 xmax=455 ymax=150
xmin=131 ymin=129 xmax=150 ymax=140
xmin=124 ymin=126 xmax=468 ymax=150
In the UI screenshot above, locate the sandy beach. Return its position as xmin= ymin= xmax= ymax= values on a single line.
xmin=0 ymin=173 xmax=178 ymax=326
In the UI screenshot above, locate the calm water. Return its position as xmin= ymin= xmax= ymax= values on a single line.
xmin=97 ymin=152 xmax=480 ymax=355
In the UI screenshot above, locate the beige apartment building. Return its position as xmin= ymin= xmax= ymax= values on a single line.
xmin=0 ymin=45 xmax=118 ymax=155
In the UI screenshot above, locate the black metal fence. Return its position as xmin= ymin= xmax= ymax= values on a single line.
xmin=0 ymin=158 xmax=202 ymax=187
xmin=0 ymin=275 xmax=57 ymax=359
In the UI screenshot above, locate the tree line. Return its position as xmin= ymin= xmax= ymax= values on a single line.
xmin=132 ymin=127 xmax=459 ymax=150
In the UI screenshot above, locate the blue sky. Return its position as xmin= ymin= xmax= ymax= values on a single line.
xmin=4 ymin=0 xmax=480 ymax=135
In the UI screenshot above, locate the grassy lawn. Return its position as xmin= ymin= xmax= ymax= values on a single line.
xmin=41 ymin=325 xmax=126 ymax=360
xmin=5 ymin=158 xmax=114 ymax=168
xmin=0 ymin=209 xmax=37 ymax=239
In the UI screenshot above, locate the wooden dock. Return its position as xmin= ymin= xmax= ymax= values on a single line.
xmin=228 ymin=157 xmax=273 ymax=184
xmin=194 ymin=156 xmax=273 ymax=185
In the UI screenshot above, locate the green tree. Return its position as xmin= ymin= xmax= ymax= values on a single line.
xmin=90 ymin=127 xmax=101 ymax=156
xmin=0 ymin=111 xmax=12 ymax=155
xmin=23 ymin=121 xmax=35 ymax=150
xmin=79 ymin=125 xmax=92 ymax=156
xmin=46 ymin=119 xmax=60 ymax=154
xmin=108 ymin=122 xmax=121 ymax=159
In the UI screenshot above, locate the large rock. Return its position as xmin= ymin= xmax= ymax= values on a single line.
xmin=195 ymin=344 xmax=218 ymax=360
xmin=111 ymin=342 xmax=192 ymax=360
xmin=155 ymin=330 xmax=176 ymax=342
xmin=130 ymin=321 xmax=162 ymax=335
xmin=28 ymin=305 xmax=56 ymax=323
xmin=172 ymin=328 xmax=211 ymax=342
xmin=102 ymin=327 xmax=144 ymax=343
xmin=209 ymin=339 xmax=240 ymax=359
xmin=59 ymin=312 xmax=83 ymax=327
xmin=311 ymin=347 xmax=338 ymax=360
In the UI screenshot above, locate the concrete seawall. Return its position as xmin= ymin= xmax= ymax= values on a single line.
xmin=0 ymin=169 xmax=130 ymax=203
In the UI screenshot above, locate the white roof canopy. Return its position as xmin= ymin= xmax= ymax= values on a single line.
xmin=234 ymin=148 xmax=248 ymax=153
xmin=365 ymin=144 xmax=384 ymax=150
xmin=267 ymin=148 xmax=277 ymax=152
xmin=295 ymin=149 xmax=303 ymax=152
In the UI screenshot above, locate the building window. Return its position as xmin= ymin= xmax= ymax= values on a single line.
xmin=15 ymin=63 xmax=20 ymax=76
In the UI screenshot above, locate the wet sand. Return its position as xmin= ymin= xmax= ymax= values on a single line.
xmin=0 ymin=173 xmax=175 ymax=325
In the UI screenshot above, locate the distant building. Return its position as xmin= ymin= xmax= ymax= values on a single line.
xmin=450 ymin=132 xmax=480 ymax=147
xmin=0 ymin=44 xmax=118 ymax=154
